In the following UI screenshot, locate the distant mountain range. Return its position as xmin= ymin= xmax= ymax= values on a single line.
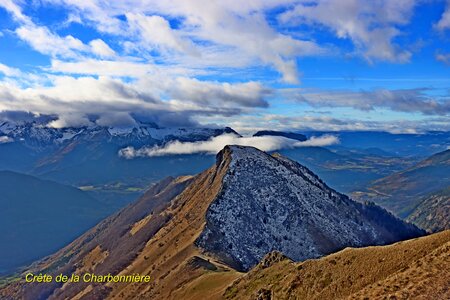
xmin=353 ymin=149 xmax=450 ymax=220
xmin=0 ymin=171 xmax=108 ymax=274
xmin=0 ymin=121 xmax=235 ymax=187
xmin=0 ymin=146 xmax=424 ymax=299
xmin=0 ymin=121 xmax=425 ymax=194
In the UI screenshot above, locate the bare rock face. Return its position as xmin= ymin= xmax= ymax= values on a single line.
xmin=258 ymin=251 xmax=291 ymax=269
xmin=196 ymin=145 xmax=424 ymax=271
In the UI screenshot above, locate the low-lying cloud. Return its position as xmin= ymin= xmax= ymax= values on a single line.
xmin=119 ymin=133 xmax=339 ymax=158
xmin=0 ymin=136 xmax=13 ymax=144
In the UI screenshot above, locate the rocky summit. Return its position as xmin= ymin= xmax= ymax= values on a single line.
xmin=197 ymin=146 xmax=424 ymax=271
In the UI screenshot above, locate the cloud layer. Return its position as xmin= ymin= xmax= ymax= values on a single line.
xmin=119 ymin=133 xmax=339 ymax=158
xmin=0 ymin=1 xmax=449 ymax=132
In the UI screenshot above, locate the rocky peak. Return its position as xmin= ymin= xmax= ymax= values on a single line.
xmin=197 ymin=145 xmax=424 ymax=271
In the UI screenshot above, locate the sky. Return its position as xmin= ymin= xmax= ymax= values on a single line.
xmin=0 ymin=0 xmax=449 ymax=134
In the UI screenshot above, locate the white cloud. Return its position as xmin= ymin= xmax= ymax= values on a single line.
xmin=43 ymin=0 xmax=124 ymax=34
xmin=47 ymin=114 xmax=93 ymax=128
xmin=295 ymin=135 xmax=340 ymax=147
xmin=3 ymin=2 xmax=114 ymax=59
xmin=166 ymin=77 xmax=271 ymax=108
xmin=436 ymin=0 xmax=450 ymax=30
xmin=40 ymin=0 xmax=324 ymax=83
xmin=0 ymin=136 xmax=13 ymax=143
xmin=50 ymin=59 xmax=156 ymax=77
xmin=220 ymin=114 xmax=450 ymax=134
xmin=0 ymin=63 xmax=21 ymax=77
xmin=0 ymin=75 xmax=264 ymax=128
xmin=16 ymin=24 xmax=89 ymax=58
xmin=89 ymin=39 xmax=116 ymax=58
xmin=3 ymin=0 xmax=418 ymax=83
xmin=46 ymin=62 xmax=272 ymax=108
xmin=126 ymin=13 xmax=199 ymax=56
xmin=119 ymin=133 xmax=339 ymax=158
xmin=0 ymin=0 xmax=29 ymax=22
xmin=0 ymin=0 xmax=446 ymax=134
xmin=279 ymin=0 xmax=415 ymax=63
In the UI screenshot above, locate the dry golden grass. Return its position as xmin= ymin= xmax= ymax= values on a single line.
xmin=80 ymin=245 xmax=108 ymax=272
xmin=71 ymin=284 xmax=93 ymax=300
xmin=223 ymin=230 xmax=450 ymax=300
xmin=129 ymin=213 xmax=153 ymax=235
xmin=104 ymin=148 xmax=234 ymax=299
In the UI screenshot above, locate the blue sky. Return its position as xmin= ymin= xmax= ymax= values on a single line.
xmin=0 ymin=0 xmax=449 ymax=133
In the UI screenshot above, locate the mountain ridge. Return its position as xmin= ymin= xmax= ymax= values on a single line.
xmin=0 ymin=145 xmax=424 ymax=299
xmin=224 ymin=229 xmax=450 ymax=300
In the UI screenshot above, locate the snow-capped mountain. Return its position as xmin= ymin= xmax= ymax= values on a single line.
xmin=0 ymin=120 xmax=239 ymax=150
xmin=0 ymin=121 xmax=238 ymax=185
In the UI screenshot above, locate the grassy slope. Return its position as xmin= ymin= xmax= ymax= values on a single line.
xmin=223 ymin=230 xmax=450 ymax=300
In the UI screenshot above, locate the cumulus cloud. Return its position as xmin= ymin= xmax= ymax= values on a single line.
xmin=119 ymin=133 xmax=339 ymax=158
xmin=0 ymin=74 xmax=264 ymax=128
xmin=89 ymin=39 xmax=116 ymax=58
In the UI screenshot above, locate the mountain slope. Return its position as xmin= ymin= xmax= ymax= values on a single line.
xmin=0 ymin=146 xmax=423 ymax=299
xmin=196 ymin=147 xmax=422 ymax=271
xmin=224 ymin=230 xmax=450 ymax=300
xmin=407 ymin=187 xmax=450 ymax=232
xmin=0 ymin=171 xmax=106 ymax=274
xmin=353 ymin=149 xmax=450 ymax=218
